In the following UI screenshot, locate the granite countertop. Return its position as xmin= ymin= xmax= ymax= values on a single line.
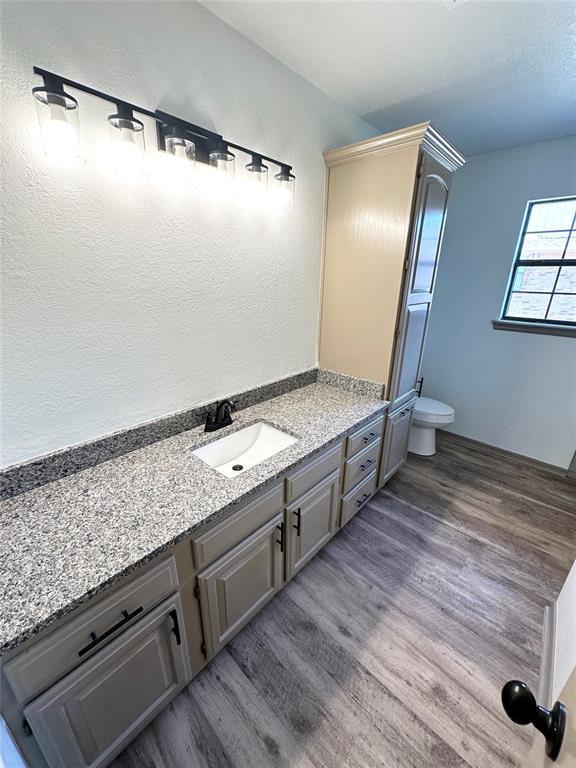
xmin=0 ymin=383 xmax=387 ymax=656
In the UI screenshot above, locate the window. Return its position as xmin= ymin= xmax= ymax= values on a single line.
xmin=500 ymin=196 xmax=576 ymax=329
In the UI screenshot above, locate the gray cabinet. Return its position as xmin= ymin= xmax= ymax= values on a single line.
xmin=286 ymin=469 xmax=340 ymax=578
xmin=388 ymin=155 xmax=452 ymax=410
xmin=378 ymin=400 xmax=416 ymax=488
xmin=197 ymin=512 xmax=284 ymax=658
xmin=23 ymin=595 xmax=190 ymax=768
xmin=5 ymin=556 xmax=180 ymax=704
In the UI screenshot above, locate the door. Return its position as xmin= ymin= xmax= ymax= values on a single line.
xmin=286 ymin=469 xmax=340 ymax=579
xmin=388 ymin=153 xmax=452 ymax=410
xmin=504 ymin=560 xmax=576 ymax=767
xmin=197 ymin=512 xmax=284 ymax=658
xmin=377 ymin=400 xmax=416 ymax=488
xmin=23 ymin=595 xmax=190 ymax=768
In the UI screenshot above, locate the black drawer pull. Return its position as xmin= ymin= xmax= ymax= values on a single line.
xmin=293 ymin=508 xmax=302 ymax=536
xmin=360 ymin=458 xmax=375 ymax=472
xmin=356 ymin=492 xmax=370 ymax=507
xmin=276 ymin=522 xmax=285 ymax=553
xmin=363 ymin=432 xmax=377 ymax=444
xmin=169 ymin=608 xmax=182 ymax=646
xmin=78 ymin=605 xmax=144 ymax=657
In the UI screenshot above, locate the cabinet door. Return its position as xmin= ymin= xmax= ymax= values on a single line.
xmin=23 ymin=596 xmax=190 ymax=768
xmin=377 ymin=401 xmax=415 ymax=488
xmin=389 ymin=155 xmax=451 ymax=409
xmin=287 ymin=469 xmax=340 ymax=579
xmin=197 ymin=512 xmax=284 ymax=658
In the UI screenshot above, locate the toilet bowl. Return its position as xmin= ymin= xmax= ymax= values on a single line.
xmin=408 ymin=397 xmax=455 ymax=456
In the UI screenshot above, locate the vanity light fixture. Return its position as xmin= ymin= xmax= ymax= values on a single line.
xmin=31 ymin=67 xmax=295 ymax=208
xmin=32 ymin=72 xmax=82 ymax=166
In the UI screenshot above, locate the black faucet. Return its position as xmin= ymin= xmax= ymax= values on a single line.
xmin=204 ymin=400 xmax=237 ymax=432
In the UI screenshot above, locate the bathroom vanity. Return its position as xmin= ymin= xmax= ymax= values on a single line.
xmin=0 ymin=382 xmax=387 ymax=768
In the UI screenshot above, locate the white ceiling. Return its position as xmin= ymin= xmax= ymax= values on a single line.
xmin=201 ymin=0 xmax=576 ymax=156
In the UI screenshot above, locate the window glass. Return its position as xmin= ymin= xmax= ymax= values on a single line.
xmin=506 ymin=292 xmax=550 ymax=320
xmin=525 ymin=199 xmax=576 ymax=232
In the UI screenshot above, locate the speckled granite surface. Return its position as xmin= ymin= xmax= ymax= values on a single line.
xmin=317 ymin=368 xmax=386 ymax=399
xmin=0 ymin=369 xmax=317 ymax=500
xmin=0 ymin=384 xmax=387 ymax=656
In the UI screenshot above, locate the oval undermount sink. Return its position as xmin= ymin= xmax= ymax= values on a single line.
xmin=193 ymin=422 xmax=298 ymax=477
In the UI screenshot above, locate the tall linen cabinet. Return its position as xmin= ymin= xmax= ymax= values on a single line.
xmin=318 ymin=122 xmax=465 ymax=486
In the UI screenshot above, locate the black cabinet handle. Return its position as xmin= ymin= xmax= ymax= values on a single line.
xmin=502 ymin=681 xmax=566 ymax=761
xmin=356 ymin=493 xmax=370 ymax=508
xmin=363 ymin=432 xmax=377 ymax=444
xmin=276 ymin=522 xmax=285 ymax=553
xmin=169 ymin=608 xmax=182 ymax=646
xmin=78 ymin=606 xmax=144 ymax=657
xmin=360 ymin=458 xmax=375 ymax=472
xmin=293 ymin=508 xmax=302 ymax=536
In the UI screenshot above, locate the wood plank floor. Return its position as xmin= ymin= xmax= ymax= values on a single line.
xmin=112 ymin=434 xmax=576 ymax=768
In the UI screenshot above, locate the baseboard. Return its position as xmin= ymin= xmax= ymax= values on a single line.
xmin=437 ymin=430 xmax=570 ymax=480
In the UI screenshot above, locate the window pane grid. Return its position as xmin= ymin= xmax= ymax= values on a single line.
xmin=502 ymin=197 xmax=576 ymax=326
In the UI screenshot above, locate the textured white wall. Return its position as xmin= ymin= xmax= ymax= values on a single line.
xmin=0 ymin=1 xmax=377 ymax=467
xmin=423 ymin=136 xmax=576 ymax=469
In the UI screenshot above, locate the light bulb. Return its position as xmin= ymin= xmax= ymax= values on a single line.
xmin=44 ymin=103 xmax=76 ymax=157
xmin=107 ymin=108 xmax=146 ymax=182
xmin=273 ymin=167 xmax=296 ymax=210
xmin=111 ymin=128 xmax=142 ymax=179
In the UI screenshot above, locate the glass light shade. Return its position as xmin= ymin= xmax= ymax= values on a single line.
xmin=274 ymin=169 xmax=295 ymax=210
xmin=165 ymin=135 xmax=195 ymax=164
xmin=245 ymin=157 xmax=268 ymax=187
xmin=209 ymin=147 xmax=235 ymax=178
xmin=108 ymin=114 xmax=146 ymax=181
xmin=34 ymin=91 xmax=82 ymax=167
xmin=158 ymin=135 xmax=196 ymax=191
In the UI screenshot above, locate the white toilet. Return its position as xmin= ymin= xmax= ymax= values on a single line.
xmin=408 ymin=397 xmax=455 ymax=456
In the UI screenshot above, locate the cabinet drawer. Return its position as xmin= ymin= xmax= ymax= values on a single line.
xmin=342 ymin=440 xmax=381 ymax=495
xmin=285 ymin=443 xmax=342 ymax=502
xmin=191 ymin=483 xmax=283 ymax=570
xmin=23 ymin=594 xmax=190 ymax=768
xmin=340 ymin=471 xmax=377 ymax=527
xmin=345 ymin=416 xmax=384 ymax=458
xmin=5 ymin=556 xmax=179 ymax=704
xmin=197 ymin=512 xmax=284 ymax=658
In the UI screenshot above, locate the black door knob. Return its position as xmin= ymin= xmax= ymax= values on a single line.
xmin=502 ymin=680 xmax=566 ymax=761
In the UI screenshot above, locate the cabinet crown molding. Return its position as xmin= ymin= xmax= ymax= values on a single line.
xmin=323 ymin=121 xmax=466 ymax=172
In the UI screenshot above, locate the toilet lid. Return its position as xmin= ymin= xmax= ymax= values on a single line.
xmin=414 ymin=397 xmax=455 ymax=423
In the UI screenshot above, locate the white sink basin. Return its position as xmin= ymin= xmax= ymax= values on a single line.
xmin=193 ymin=422 xmax=298 ymax=477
